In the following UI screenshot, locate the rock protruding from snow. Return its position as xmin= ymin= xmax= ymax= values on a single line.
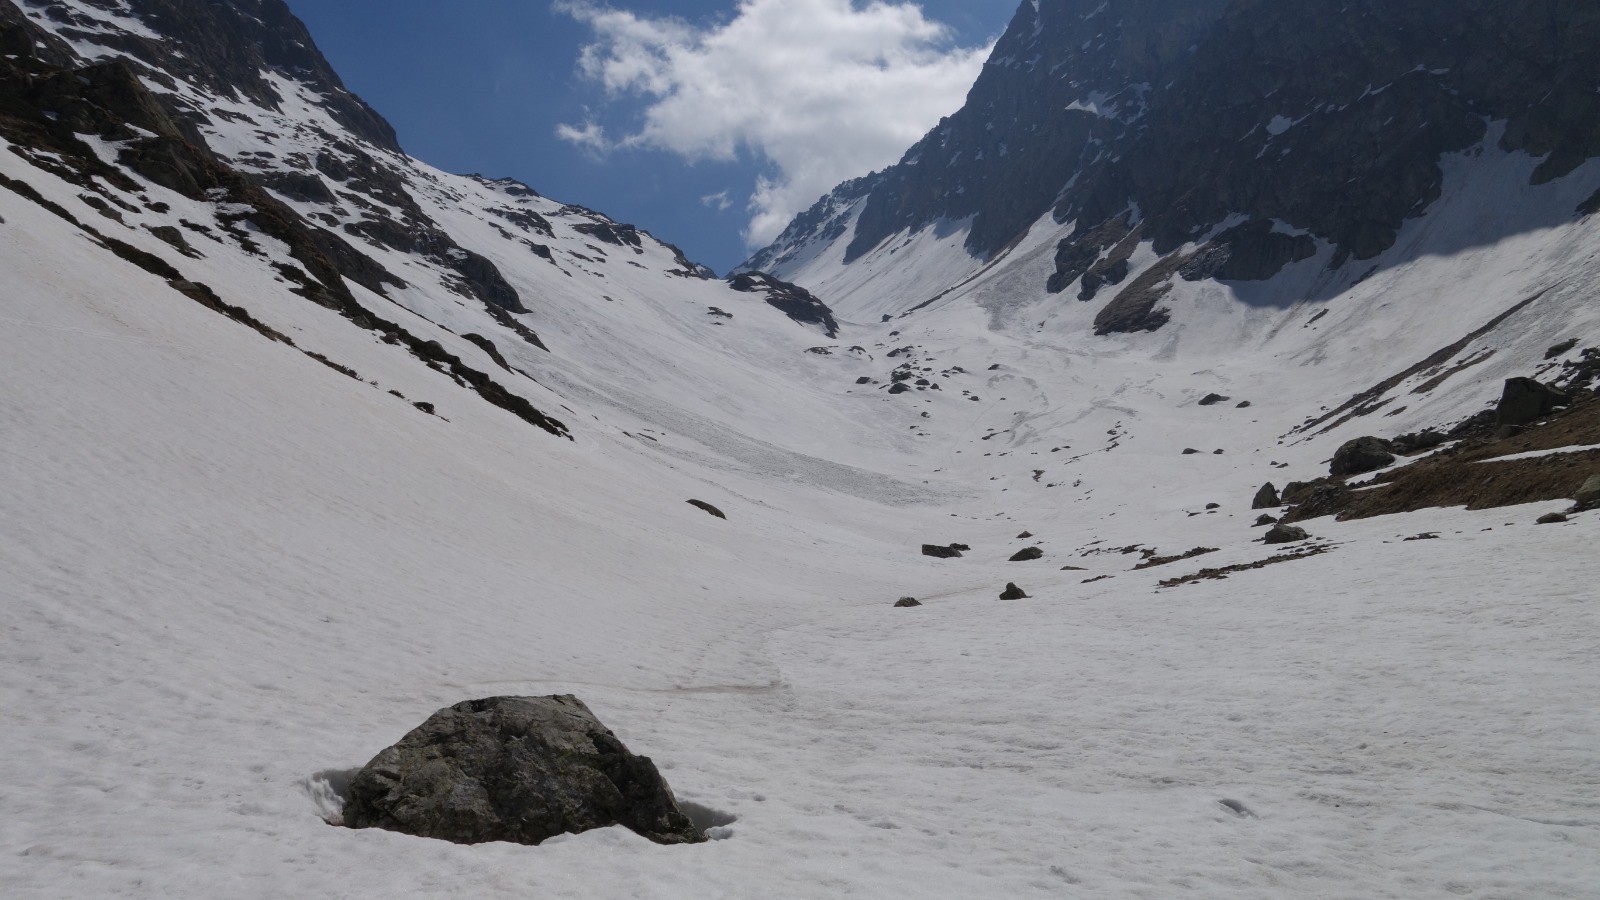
xmin=1495 ymin=378 xmax=1571 ymax=428
xmin=999 ymin=583 xmax=1029 ymax=600
xmin=1252 ymin=483 xmax=1282 ymax=509
xmin=1575 ymin=475 xmax=1600 ymax=510
xmin=1009 ymin=547 xmax=1044 ymax=562
xmin=894 ymin=597 xmax=922 ymax=608
xmin=687 ymin=499 xmax=727 ymax=520
xmin=1263 ymin=524 xmax=1311 ymax=545
xmin=922 ymin=544 xmax=963 ymax=559
xmin=344 ymin=696 xmax=706 ymax=847
xmin=1330 ymin=437 xmax=1396 ymax=477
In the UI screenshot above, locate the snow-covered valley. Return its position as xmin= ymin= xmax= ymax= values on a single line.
xmin=2 ymin=0 xmax=1598 ymax=897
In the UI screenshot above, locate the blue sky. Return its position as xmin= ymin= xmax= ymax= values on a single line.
xmin=283 ymin=0 xmax=1018 ymax=273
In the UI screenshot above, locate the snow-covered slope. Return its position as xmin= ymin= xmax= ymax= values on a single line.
xmin=2 ymin=1 xmax=1598 ymax=898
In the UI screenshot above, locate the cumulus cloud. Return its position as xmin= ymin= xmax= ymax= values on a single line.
xmin=554 ymin=0 xmax=991 ymax=247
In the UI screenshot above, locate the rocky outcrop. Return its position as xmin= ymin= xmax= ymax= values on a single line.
xmin=726 ymin=272 xmax=839 ymax=338
xmin=344 ymin=696 xmax=705 ymax=847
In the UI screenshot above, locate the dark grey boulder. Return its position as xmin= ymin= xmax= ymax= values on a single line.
xmin=922 ymin=544 xmax=962 ymax=559
xmin=1263 ymin=524 xmax=1310 ymax=545
xmin=687 ymin=499 xmax=726 ymax=519
xmin=1330 ymin=436 xmax=1395 ymax=477
xmin=343 ymin=696 xmax=705 ymax=847
xmin=949 ymin=543 xmax=972 ymax=552
xmin=1495 ymin=377 xmax=1570 ymax=427
xmin=1009 ymin=547 xmax=1044 ymax=562
xmin=1254 ymin=514 xmax=1278 ymax=527
xmin=888 ymin=383 xmax=912 ymax=395
xmin=1016 ymin=531 xmax=1033 ymax=539
xmin=999 ymin=582 xmax=1029 ymax=600
xmin=894 ymin=597 xmax=922 ymax=608
xmin=1576 ymin=475 xmax=1600 ymax=510
xmin=1252 ymin=483 xmax=1281 ymax=509
xmin=1537 ymin=512 xmax=1569 ymax=525
xmin=1198 ymin=393 xmax=1230 ymax=406
xmin=1182 ymin=448 xmax=1201 ymax=455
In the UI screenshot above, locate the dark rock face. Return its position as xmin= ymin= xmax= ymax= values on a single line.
xmin=726 ymin=271 xmax=840 ymax=338
xmin=922 ymin=544 xmax=962 ymax=559
xmin=1495 ymin=378 xmax=1571 ymax=427
xmin=687 ymin=500 xmax=726 ymax=519
xmin=1009 ymin=547 xmax=1044 ymax=562
xmin=1331 ymin=436 xmax=1396 ymax=477
xmin=999 ymin=582 xmax=1029 ymax=600
xmin=344 ymin=696 xmax=705 ymax=847
xmin=1263 ymin=524 xmax=1310 ymax=545
xmin=1252 ymin=483 xmax=1281 ymax=509
xmin=746 ymin=0 xmax=1600 ymax=337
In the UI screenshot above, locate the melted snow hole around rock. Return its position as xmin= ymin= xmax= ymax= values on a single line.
xmin=302 ymin=767 xmax=360 ymax=826
xmin=678 ymin=800 xmax=738 ymax=840
xmin=303 ymin=768 xmax=739 ymax=840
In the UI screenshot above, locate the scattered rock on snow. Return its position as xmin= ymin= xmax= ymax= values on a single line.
xmin=687 ymin=499 xmax=726 ymax=519
xmin=1254 ymin=514 xmax=1278 ymax=527
xmin=999 ymin=582 xmax=1029 ymax=600
xmin=1537 ymin=512 xmax=1569 ymax=524
xmin=1252 ymin=482 xmax=1281 ymax=509
xmin=1016 ymin=531 xmax=1033 ymax=539
xmin=1182 ymin=448 xmax=1201 ymax=455
xmin=922 ymin=544 xmax=963 ymax=559
xmin=1198 ymin=393 xmax=1230 ymax=406
xmin=343 ymin=695 xmax=705 ymax=847
xmin=949 ymin=543 xmax=972 ymax=552
xmin=1330 ymin=436 xmax=1396 ymax=477
xmin=894 ymin=597 xmax=922 ymax=608
xmin=1404 ymin=533 xmax=1441 ymax=541
xmin=1263 ymin=523 xmax=1311 ymax=545
xmin=1009 ymin=547 xmax=1044 ymax=562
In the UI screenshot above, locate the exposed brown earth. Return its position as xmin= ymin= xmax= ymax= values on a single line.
xmin=1287 ymin=396 xmax=1600 ymax=522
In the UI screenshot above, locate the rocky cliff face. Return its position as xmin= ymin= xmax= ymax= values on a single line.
xmin=746 ymin=0 xmax=1600 ymax=332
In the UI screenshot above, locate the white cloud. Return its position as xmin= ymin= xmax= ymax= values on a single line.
xmin=554 ymin=119 xmax=609 ymax=154
xmin=700 ymin=189 xmax=734 ymax=211
xmin=554 ymin=0 xmax=991 ymax=247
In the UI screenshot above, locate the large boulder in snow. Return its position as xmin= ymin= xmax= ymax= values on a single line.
xmin=922 ymin=544 xmax=963 ymax=559
xmin=1330 ymin=436 xmax=1395 ymax=477
xmin=1576 ymin=474 xmax=1600 ymax=510
xmin=1495 ymin=377 xmax=1570 ymax=427
xmin=343 ymin=695 xmax=705 ymax=847
xmin=1252 ymin=482 xmax=1281 ymax=509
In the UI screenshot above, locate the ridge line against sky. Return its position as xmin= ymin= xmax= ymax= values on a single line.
xmin=282 ymin=0 xmax=1017 ymax=273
